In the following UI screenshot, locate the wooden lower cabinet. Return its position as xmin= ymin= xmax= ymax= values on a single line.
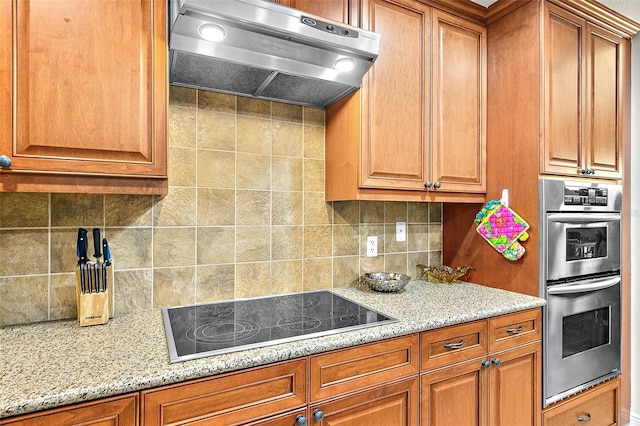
xmin=0 ymin=393 xmax=138 ymax=426
xmin=310 ymin=377 xmax=419 ymax=426
xmin=542 ymin=377 xmax=620 ymax=426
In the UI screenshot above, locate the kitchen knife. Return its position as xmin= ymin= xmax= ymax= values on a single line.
xmin=102 ymin=238 xmax=111 ymax=292
xmin=76 ymin=228 xmax=88 ymax=294
xmin=92 ymin=228 xmax=102 ymax=291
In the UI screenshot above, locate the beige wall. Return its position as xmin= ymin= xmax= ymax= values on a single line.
xmin=0 ymin=87 xmax=443 ymax=326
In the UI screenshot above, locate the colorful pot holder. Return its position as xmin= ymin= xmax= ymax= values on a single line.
xmin=475 ymin=200 xmax=530 ymax=261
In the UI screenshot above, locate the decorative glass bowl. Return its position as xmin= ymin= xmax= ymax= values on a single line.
xmin=417 ymin=265 xmax=473 ymax=283
xmin=362 ymin=272 xmax=411 ymax=292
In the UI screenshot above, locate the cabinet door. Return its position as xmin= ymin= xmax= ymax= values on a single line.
xmin=311 ymin=377 xmax=419 ymax=426
xmin=431 ymin=10 xmax=486 ymax=193
xmin=359 ymin=0 xmax=430 ymax=191
xmin=421 ymin=358 xmax=487 ymax=426
xmin=584 ymin=23 xmax=624 ymax=179
xmin=0 ymin=394 xmax=138 ymax=426
xmin=488 ymin=343 xmax=541 ymax=426
xmin=5 ymin=0 xmax=166 ymax=178
xmin=542 ymin=4 xmax=585 ymax=177
xmin=284 ymin=0 xmax=350 ymax=24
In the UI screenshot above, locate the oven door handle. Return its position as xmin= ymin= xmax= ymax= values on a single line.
xmin=547 ymin=276 xmax=620 ymax=295
xmin=547 ymin=213 xmax=621 ymax=223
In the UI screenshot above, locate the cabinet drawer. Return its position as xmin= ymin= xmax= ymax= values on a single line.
xmin=140 ymin=359 xmax=306 ymax=425
xmin=489 ymin=309 xmax=541 ymax=352
xmin=421 ymin=320 xmax=488 ymax=371
xmin=542 ymin=377 xmax=620 ymax=426
xmin=310 ymin=334 xmax=419 ymax=402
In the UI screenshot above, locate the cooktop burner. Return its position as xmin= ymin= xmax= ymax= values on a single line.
xmin=162 ymin=290 xmax=396 ymax=363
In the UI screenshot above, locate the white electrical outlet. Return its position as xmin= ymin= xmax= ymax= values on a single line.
xmin=366 ymin=236 xmax=378 ymax=257
xmin=396 ymin=221 xmax=406 ymax=242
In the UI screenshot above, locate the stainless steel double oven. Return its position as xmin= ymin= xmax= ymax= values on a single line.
xmin=539 ymin=179 xmax=622 ymax=406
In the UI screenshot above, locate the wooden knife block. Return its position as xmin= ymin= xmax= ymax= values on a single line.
xmin=75 ymin=262 xmax=115 ymax=327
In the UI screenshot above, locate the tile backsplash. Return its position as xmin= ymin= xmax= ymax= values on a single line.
xmin=0 ymin=87 xmax=442 ymax=326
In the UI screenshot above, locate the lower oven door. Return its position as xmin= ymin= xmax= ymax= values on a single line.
xmin=544 ymin=276 xmax=621 ymax=406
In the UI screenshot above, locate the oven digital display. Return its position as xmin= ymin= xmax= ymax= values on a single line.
xmin=563 ymin=186 xmax=608 ymax=206
xmin=565 ymin=227 xmax=607 ymax=261
xmin=562 ymin=307 xmax=610 ymax=358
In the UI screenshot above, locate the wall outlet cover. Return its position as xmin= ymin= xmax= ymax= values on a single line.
xmin=366 ymin=236 xmax=378 ymax=257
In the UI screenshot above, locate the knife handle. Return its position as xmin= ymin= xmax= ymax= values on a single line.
xmin=102 ymin=238 xmax=112 ymax=266
xmin=77 ymin=228 xmax=88 ymax=264
xmin=92 ymin=228 xmax=102 ymax=260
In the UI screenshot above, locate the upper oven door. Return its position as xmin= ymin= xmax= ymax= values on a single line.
xmin=546 ymin=213 xmax=621 ymax=281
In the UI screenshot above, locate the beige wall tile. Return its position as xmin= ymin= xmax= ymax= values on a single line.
xmin=272 ymin=121 xmax=303 ymax=157
xmin=385 ymin=202 xmax=408 ymax=223
xmin=237 ymin=116 xmax=271 ymax=154
xmin=236 ymin=262 xmax=270 ymax=298
xmin=236 ymin=226 xmax=270 ymax=262
xmin=408 ymin=224 xmax=429 ymax=252
xmin=196 ymin=264 xmax=235 ymax=302
xmin=303 ymin=258 xmax=332 ymax=290
xmin=153 ymin=267 xmax=195 ymax=308
xmin=169 ymin=146 xmax=196 ymax=187
xmin=360 ymin=255 xmax=384 ymax=276
xmin=360 ymin=201 xmax=384 ymax=224
xmin=197 ymin=110 xmax=235 ymax=151
xmin=273 ymin=103 xmax=302 ymax=123
xmin=237 ymin=153 xmax=271 ymax=190
xmin=105 ymin=195 xmax=153 ymax=227
xmin=304 ymin=225 xmax=332 ymax=258
xmin=408 ymin=202 xmax=429 ymax=223
xmin=50 ymin=273 xmax=76 ymax=320
xmin=50 ymin=228 xmax=80 ymax=274
xmin=153 ymin=227 xmax=196 ymax=268
xmin=430 ymin=203 xmax=442 ymax=223
xmin=304 ymin=159 xmax=324 ymax=192
xmin=236 ymin=190 xmax=270 ymax=225
xmin=271 ymin=260 xmax=302 ymax=294
xmin=272 ymin=156 xmax=302 ymax=191
xmin=385 ymin=253 xmax=408 ymax=276
xmin=303 ymin=125 xmax=324 ymax=159
xmin=237 ymin=97 xmax=270 ymax=119
xmin=106 ymin=227 xmax=152 ymax=270
xmin=197 ymin=149 xmax=235 ymax=189
xmin=272 ymin=226 xmax=303 ymax=260
xmin=333 ymin=256 xmax=359 ymax=288
xmin=429 ymin=251 xmax=442 ymax=267
xmin=0 ymin=193 xmax=48 ymax=228
xmin=1 ymin=229 xmax=49 ymax=275
xmin=197 ymin=188 xmax=235 ymax=226
xmin=333 ymin=201 xmax=359 ymax=225
xmin=113 ymin=269 xmax=153 ymax=314
xmin=198 ymin=91 xmax=236 ymax=113
xmin=385 ymin=223 xmax=408 ymax=253
xmin=169 ymin=86 xmax=197 ymax=108
xmin=153 ymin=187 xmax=196 ymax=226
xmin=51 ymin=194 xmax=103 ymax=228
xmin=0 ymin=275 xmax=48 ymax=326
xmin=408 ymin=252 xmax=430 ymax=277
xmin=272 ymin=191 xmax=303 ymax=225
xmin=303 ymin=192 xmax=332 ymax=225
xmin=303 ymin=107 xmax=324 ymax=126
xmin=332 ymin=225 xmax=359 ymax=256
xmin=169 ymin=106 xmax=196 ymax=148
xmin=429 ymin=224 xmax=442 ymax=250
xmin=197 ymin=226 xmax=235 ymax=265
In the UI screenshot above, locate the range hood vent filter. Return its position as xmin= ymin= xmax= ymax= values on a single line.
xmin=169 ymin=0 xmax=381 ymax=108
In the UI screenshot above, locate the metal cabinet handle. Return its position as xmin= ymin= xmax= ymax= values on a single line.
xmin=443 ymin=339 xmax=465 ymax=349
xmin=577 ymin=413 xmax=591 ymax=422
xmin=491 ymin=358 xmax=501 ymax=366
xmin=506 ymin=326 xmax=523 ymax=334
xmin=0 ymin=155 xmax=11 ymax=167
xmin=424 ymin=181 xmax=432 ymax=189
xmin=481 ymin=360 xmax=491 ymax=368
xmin=313 ymin=409 xmax=324 ymax=422
xmin=296 ymin=414 xmax=308 ymax=425
xmin=433 ymin=182 xmax=441 ymax=189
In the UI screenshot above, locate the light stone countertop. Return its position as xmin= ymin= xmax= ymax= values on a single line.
xmin=0 ymin=281 xmax=545 ymax=419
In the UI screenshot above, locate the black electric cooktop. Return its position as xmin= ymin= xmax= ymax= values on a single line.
xmin=162 ymin=290 xmax=397 ymax=363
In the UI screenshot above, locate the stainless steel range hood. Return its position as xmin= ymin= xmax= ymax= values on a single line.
xmin=168 ymin=0 xmax=381 ymax=108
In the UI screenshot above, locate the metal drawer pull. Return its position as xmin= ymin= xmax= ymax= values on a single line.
xmin=506 ymin=326 xmax=523 ymax=334
xmin=577 ymin=413 xmax=591 ymax=422
xmin=444 ymin=339 xmax=465 ymax=349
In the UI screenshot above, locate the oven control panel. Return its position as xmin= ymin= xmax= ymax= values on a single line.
xmin=564 ymin=186 xmax=608 ymax=206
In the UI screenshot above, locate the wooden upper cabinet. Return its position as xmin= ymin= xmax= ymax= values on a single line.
xmin=283 ymin=0 xmax=350 ymax=24
xmin=431 ymin=10 xmax=486 ymax=193
xmin=0 ymin=0 xmax=167 ymax=193
xmin=359 ymin=0 xmax=430 ymax=191
xmin=542 ymin=3 xmax=623 ymax=180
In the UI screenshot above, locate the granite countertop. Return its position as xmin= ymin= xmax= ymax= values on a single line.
xmin=0 ymin=281 xmax=545 ymax=419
